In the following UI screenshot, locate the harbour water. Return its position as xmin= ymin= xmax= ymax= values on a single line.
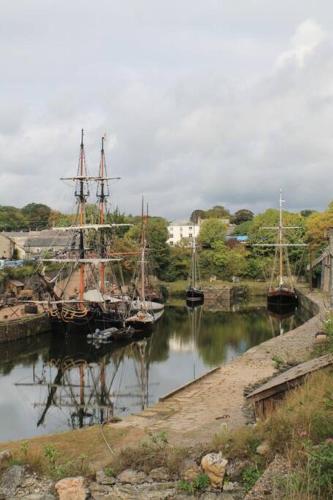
xmin=0 ymin=302 xmax=311 ymax=442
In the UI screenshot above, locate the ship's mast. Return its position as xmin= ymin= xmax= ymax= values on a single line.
xmin=191 ymin=237 xmax=196 ymax=288
xmin=140 ymin=197 xmax=146 ymax=303
xmin=279 ymin=189 xmax=284 ymax=287
xmin=75 ymin=129 xmax=89 ymax=303
xmin=96 ymin=136 xmax=109 ymax=294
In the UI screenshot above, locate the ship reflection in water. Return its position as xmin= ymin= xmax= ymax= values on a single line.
xmin=0 ymin=303 xmax=312 ymax=441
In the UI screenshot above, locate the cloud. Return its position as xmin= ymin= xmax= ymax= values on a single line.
xmin=276 ymin=19 xmax=327 ymax=68
xmin=1 ymin=3 xmax=333 ymax=218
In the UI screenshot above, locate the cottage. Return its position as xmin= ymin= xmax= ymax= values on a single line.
xmin=167 ymin=220 xmax=200 ymax=245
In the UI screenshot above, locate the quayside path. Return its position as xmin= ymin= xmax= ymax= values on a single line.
xmin=0 ymin=289 xmax=326 ymax=469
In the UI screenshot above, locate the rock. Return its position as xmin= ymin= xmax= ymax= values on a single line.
xmin=0 ymin=465 xmax=25 ymax=496
xmin=89 ymin=481 xmax=113 ymax=499
xmin=226 ymin=459 xmax=250 ymax=480
xmin=223 ymin=481 xmax=239 ymax=492
xmin=0 ymin=449 xmax=12 ymax=465
xmin=201 ymin=452 xmax=228 ymax=489
xmin=96 ymin=469 xmax=116 ymax=485
xmin=314 ymin=332 xmax=328 ymax=344
xmin=148 ymin=467 xmax=170 ymax=482
xmin=55 ymin=476 xmax=88 ymax=500
xmin=117 ymin=469 xmax=147 ymax=484
xmin=99 ymin=482 xmax=177 ymax=499
xmin=244 ymin=454 xmax=288 ymax=499
xmin=256 ymin=441 xmax=270 ymax=456
xmin=182 ymin=465 xmax=201 ymax=482
xmin=23 ymin=495 xmax=56 ymax=500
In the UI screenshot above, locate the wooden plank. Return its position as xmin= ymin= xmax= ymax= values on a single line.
xmin=247 ymin=354 xmax=333 ymax=401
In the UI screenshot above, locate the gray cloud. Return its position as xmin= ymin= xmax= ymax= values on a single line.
xmin=1 ymin=3 xmax=333 ymax=218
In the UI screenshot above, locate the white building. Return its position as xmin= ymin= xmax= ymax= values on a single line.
xmin=167 ymin=220 xmax=200 ymax=246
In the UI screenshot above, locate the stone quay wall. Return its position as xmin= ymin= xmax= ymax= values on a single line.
xmin=0 ymin=313 xmax=50 ymax=343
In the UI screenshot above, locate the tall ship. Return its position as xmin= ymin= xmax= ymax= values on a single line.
xmin=255 ymin=190 xmax=306 ymax=312
xmin=186 ymin=237 xmax=204 ymax=306
xmin=36 ymin=131 xmax=137 ymax=335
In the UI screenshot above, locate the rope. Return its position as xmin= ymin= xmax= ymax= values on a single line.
xmin=100 ymin=422 xmax=115 ymax=455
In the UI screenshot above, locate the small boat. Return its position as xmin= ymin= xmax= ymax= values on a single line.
xmin=186 ymin=237 xmax=204 ymax=306
xmin=125 ymin=310 xmax=154 ymax=331
xmin=130 ymin=299 xmax=164 ymax=321
xmin=87 ymin=325 xmax=137 ymax=343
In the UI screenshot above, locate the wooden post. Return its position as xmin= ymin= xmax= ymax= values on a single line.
xmin=309 ymin=243 xmax=313 ymax=292
xmin=329 ymin=228 xmax=333 ymax=310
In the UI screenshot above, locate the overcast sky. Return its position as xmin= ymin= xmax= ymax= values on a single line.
xmin=1 ymin=1 xmax=333 ymax=219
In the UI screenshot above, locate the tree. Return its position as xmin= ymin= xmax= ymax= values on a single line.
xmin=232 ymin=220 xmax=253 ymax=236
xmin=301 ymin=209 xmax=317 ymax=218
xmin=48 ymin=210 xmax=74 ymax=227
xmin=161 ymin=246 xmax=190 ymax=281
xmin=205 ymin=205 xmax=230 ymax=219
xmin=125 ymin=217 xmax=170 ymax=280
xmin=21 ymin=203 xmax=52 ymax=229
xmin=0 ymin=206 xmax=28 ymax=231
xmin=190 ymin=209 xmax=205 ymax=223
xmin=306 ymin=202 xmax=333 ymax=246
xmin=198 ymin=218 xmax=227 ymax=249
xmin=190 ymin=205 xmax=230 ymax=223
xmin=232 ymin=209 xmax=254 ymax=225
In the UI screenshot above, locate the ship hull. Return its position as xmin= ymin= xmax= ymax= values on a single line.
xmin=267 ymin=288 xmax=298 ymax=315
xmin=186 ymin=287 xmax=204 ymax=306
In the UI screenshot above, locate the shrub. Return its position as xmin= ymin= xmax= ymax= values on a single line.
xmin=109 ymin=432 xmax=187 ymax=475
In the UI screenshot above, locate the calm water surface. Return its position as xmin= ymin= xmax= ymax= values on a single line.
xmin=0 ymin=303 xmax=311 ymax=441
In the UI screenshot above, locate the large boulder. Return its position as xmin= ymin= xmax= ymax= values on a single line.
xmin=0 ymin=449 xmax=12 ymax=465
xmin=55 ymin=476 xmax=88 ymax=500
xmin=201 ymin=452 xmax=228 ymax=488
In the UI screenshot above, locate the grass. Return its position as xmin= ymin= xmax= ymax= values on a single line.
xmin=314 ymin=313 xmax=333 ymax=355
xmin=0 ymin=423 xmax=141 ymax=475
xmin=178 ymin=473 xmax=210 ymax=494
xmin=107 ymin=431 xmax=187 ymax=476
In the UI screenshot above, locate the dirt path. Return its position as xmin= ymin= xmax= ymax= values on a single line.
xmin=0 ymin=291 xmax=325 ymax=469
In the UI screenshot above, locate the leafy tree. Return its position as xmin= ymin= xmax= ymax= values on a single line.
xmin=205 ymin=205 xmax=230 ymax=219
xmin=306 ymin=202 xmax=333 ymax=246
xmin=125 ymin=217 xmax=170 ymax=280
xmin=190 ymin=205 xmax=230 ymax=223
xmin=21 ymin=203 xmax=51 ymax=229
xmin=0 ymin=206 xmax=28 ymax=231
xmin=248 ymin=209 xmax=305 ymax=259
xmin=48 ymin=210 xmax=74 ymax=227
xmin=198 ymin=218 xmax=227 ymax=249
xmin=301 ymin=209 xmax=317 ymax=218
xmin=161 ymin=246 xmax=190 ymax=281
xmin=231 ymin=209 xmax=254 ymax=225
xmin=190 ymin=209 xmax=205 ymax=223
xmin=232 ymin=220 xmax=253 ymax=236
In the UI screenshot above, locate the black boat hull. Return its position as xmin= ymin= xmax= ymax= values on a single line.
xmin=186 ymin=287 xmax=204 ymax=305
xmin=267 ymin=289 xmax=298 ymax=315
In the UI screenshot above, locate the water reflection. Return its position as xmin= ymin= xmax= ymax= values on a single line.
xmin=0 ymin=303 xmax=311 ymax=441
